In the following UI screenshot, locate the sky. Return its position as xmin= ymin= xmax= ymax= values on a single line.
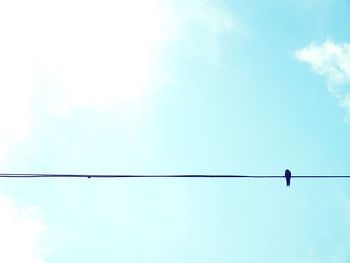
xmin=0 ymin=0 xmax=350 ymax=262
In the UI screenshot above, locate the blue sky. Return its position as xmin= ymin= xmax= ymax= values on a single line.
xmin=0 ymin=0 xmax=350 ymax=262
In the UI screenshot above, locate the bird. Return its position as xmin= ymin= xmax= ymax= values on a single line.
xmin=285 ymin=169 xmax=291 ymax=187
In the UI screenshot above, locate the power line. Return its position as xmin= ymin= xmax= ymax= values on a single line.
xmin=0 ymin=173 xmax=350 ymax=179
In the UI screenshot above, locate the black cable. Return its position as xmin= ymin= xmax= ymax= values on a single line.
xmin=0 ymin=173 xmax=350 ymax=178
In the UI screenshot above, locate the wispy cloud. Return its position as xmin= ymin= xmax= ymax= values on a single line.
xmin=164 ymin=0 xmax=241 ymax=63
xmin=0 ymin=193 xmax=47 ymax=262
xmin=295 ymin=41 xmax=350 ymax=120
xmin=0 ymin=0 xmax=238 ymax=161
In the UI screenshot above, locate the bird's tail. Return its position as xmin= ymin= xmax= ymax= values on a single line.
xmin=286 ymin=177 xmax=291 ymax=187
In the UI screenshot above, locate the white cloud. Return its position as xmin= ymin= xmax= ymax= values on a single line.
xmin=0 ymin=193 xmax=47 ymax=263
xmin=164 ymin=0 xmax=239 ymax=62
xmin=0 ymin=0 xmax=237 ymax=160
xmin=295 ymin=41 xmax=350 ymax=120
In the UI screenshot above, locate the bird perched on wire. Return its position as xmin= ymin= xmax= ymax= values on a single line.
xmin=285 ymin=169 xmax=291 ymax=187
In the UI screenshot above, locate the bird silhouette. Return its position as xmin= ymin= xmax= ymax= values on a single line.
xmin=285 ymin=169 xmax=291 ymax=187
